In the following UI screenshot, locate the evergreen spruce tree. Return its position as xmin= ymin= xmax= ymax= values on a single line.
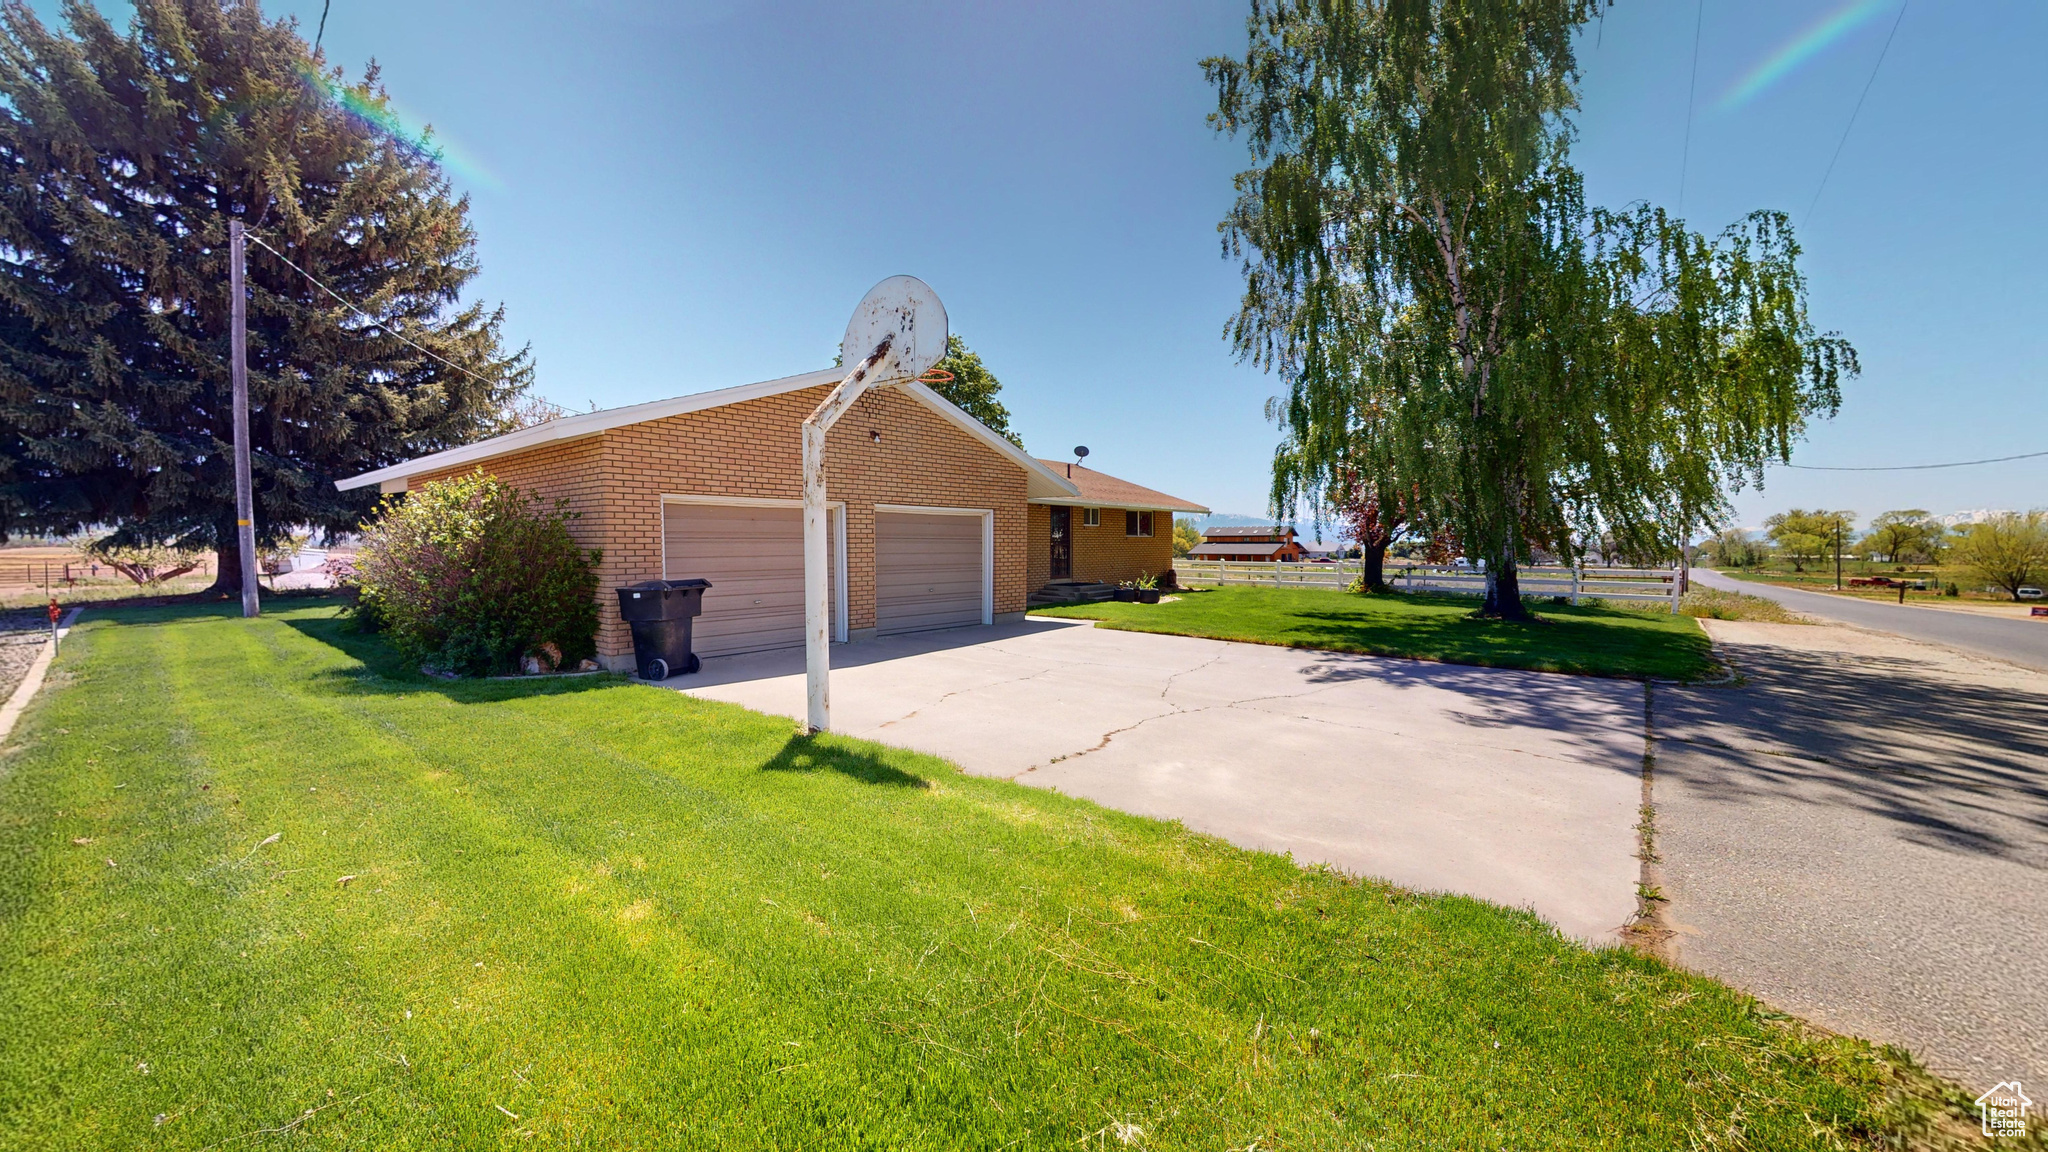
xmin=0 ymin=0 xmax=529 ymax=590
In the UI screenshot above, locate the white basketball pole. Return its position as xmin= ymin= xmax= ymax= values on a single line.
xmin=229 ymin=221 xmax=260 ymax=618
xmin=801 ymin=335 xmax=894 ymax=734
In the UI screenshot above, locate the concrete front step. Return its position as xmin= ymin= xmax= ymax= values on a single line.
xmin=1028 ymin=581 xmax=1117 ymax=607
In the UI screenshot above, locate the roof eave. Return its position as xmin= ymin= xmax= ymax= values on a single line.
xmin=334 ymin=369 xmax=1079 ymax=501
xmin=1027 ymin=496 xmax=1209 ymax=514
xmin=334 ymin=367 xmax=847 ymax=492
xmin=896 ymin=380 xmax=1078 ymax=500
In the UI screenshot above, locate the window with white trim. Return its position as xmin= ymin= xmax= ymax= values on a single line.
xmin=1124 ymin=510 xmax=1153 ymax=537
xmin=1082 ymin=507 xmax=1100 ymax=527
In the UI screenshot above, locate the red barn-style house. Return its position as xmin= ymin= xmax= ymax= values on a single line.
xmin=1188 ymin=526 xmax=1307 ymax=563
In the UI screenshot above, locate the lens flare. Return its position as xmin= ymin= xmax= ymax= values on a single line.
xmin=299 ymin=64 xmax=503 ymax=192
xmin=1719 ymin=0 xmax=1895 ymax=111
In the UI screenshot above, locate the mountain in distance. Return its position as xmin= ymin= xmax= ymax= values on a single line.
xmin=1176 ymin=511 xmax=1280 ymax=533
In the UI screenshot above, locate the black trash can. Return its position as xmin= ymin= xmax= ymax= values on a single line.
xmin=615 ymin=579 xmax=711 ymax=680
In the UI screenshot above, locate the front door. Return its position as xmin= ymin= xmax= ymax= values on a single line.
xmin=1049 ymin=506 xmax=1071 ymax=580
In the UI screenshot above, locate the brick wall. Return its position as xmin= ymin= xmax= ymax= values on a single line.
xmin=1068 ymin=509 xmax=1177 ymax=587
xmin=1024 ymin=503 xmax=1181 ymax=591
xmin=411 ymin=384 xmax=1029 ymax=664
xmin=1025 ymin=502 xmax=1051 ymax=590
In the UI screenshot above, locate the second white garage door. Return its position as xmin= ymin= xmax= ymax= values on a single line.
xmin=875 ymin=510 xmax=986 ymax=636
xmin=663 ymin=501 xmax=837 ymax=658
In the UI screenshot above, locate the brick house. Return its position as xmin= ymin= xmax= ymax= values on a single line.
xmin=1027 ymin=461 xmax=1208 ymax=591
xmin=337 ymin=370 xmax=1201 ymax=669
xmin=1188 ymin=526 xmax=1307 ymax=562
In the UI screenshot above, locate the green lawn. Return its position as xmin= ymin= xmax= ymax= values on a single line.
xmin=1032 ymin=585 xmax=1715 ymax=679
xmin=0 ymin=600 xmax=1986 ymax=1149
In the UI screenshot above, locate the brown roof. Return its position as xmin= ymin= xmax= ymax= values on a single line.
xmin=1032 ymin=461 xmax=1209 ymax=513
xmin=1203 ymin=526 xmax=1294 ymax=539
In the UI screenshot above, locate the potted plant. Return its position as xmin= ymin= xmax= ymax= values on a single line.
xmin=1135 ymin=572 xmax=1161 ymax=604
xmin=1114 ymin=580 xmax=1138 ymax=602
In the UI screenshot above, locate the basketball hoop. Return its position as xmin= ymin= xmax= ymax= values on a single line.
xmin=839 ymin=276 xmax=948 ymax=384
xmin=804 ymin=276 xmax=950 ymax=734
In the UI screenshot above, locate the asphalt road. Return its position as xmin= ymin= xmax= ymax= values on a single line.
xmin=1694 ymin=567 xmax=2048 ymax=670
xmin=1656 ymin=619 xmax=2048 ymax=1092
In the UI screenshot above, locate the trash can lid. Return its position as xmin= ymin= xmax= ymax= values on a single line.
xmin=621 ymin=578 xmax=711 ymax=592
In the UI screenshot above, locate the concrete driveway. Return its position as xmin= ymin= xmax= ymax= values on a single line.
xmin=667 ymin=618 xmax=1646 ymax=943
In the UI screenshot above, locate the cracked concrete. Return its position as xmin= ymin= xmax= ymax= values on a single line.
xmin=668 ymin=617 xmax=1645 ymax=943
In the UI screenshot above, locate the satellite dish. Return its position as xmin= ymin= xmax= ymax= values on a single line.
xmin=1074 ymin=446 xmax=1089 ymax=460
xmin=841 ymin=276 xmax=948 ymax=383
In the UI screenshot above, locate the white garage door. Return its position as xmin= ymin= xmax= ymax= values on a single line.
xmin=875 ymin=511 xmax=985 ymax=636
xmin=662 ymin=502 xmax=836 ymax=658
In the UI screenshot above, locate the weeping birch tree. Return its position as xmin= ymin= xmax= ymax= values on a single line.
xmin=1207 ymin=0 xmax=1855 ymax=618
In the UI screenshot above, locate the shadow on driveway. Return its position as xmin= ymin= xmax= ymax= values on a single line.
xmin=1658 ymin=637 xmax=2048 ymax=867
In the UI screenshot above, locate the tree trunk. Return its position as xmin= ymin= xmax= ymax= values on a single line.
xmin=1478 ymin=558 xmax=1531 ymax=620
xmin=1362 ymin=541 xmax=1389 ymax=591
xmin=207 ymin=523 xmax=244 ymax=597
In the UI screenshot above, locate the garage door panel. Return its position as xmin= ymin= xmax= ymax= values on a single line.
xmin=663 ymin=503 xmax=835 ymax=657
xmin=876 ymin=511 xmax=983 ymax=636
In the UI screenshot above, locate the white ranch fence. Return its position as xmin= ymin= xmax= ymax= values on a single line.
xmin=1173 ymin=559 xmax=1682 ymax=612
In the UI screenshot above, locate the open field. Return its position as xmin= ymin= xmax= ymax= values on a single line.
xmin=0 ymin=546 xmax=221 ymax=609
xmin=0 ymin=599 xmax=2008 ymax=1149
xmin=1032 ymin=585 xmax=1715 ymax=679
xmin=1717 ymin=560 xmax=2030 ymax=604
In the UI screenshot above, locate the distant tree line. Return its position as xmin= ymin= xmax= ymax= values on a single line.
xmin=1703 ymin=508 xmax=2048 ymax=601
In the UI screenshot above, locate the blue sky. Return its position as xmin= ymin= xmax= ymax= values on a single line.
xmin=52 ymin=0 xmax=2048 ymax=531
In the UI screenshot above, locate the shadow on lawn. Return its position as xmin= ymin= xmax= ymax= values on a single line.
xmin=758 ymin=732 xmax=930 ymax=788
xmin=269 ymin=603 xmax=624 ymax=705
xmin=1275 ymin=603 xmax=1708 ymax=677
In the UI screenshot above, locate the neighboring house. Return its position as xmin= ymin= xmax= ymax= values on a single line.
xmin=1189 ymin=526 xmax=1307 ymax=562
xmin=1026 ymin=461 xmax=1209 ymax=592
xmin=337 ymin=370 xmax=1195 ymax=670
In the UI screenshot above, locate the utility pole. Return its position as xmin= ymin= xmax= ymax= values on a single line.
xmin=229 ymin=221 xmax=260 ymax=618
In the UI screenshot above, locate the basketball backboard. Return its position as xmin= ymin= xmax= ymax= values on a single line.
xmin=841 ymin=275 xmax=949 ymax=383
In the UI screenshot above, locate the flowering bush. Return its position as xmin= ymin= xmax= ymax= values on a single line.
xmin=352 ymin=470 xmax=600 ymax=676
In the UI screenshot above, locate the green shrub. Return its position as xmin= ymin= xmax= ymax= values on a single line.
xmin=352 ymin=470 xmax=601 ymax=676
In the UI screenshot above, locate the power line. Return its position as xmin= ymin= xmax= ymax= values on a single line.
xmin=1777 ymin=448 xmax=2048 ymax=472
xmin=1677 ymin=0 xmax=1703 ymax=213
xmin=242 ymin=229 xmax=507 ymax=391
xmin=1804 ymin=0 xmax=1908 ymax=226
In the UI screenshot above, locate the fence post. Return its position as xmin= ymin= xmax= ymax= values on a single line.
xmin=1668 ymin=568 xmax=1682 ymax=614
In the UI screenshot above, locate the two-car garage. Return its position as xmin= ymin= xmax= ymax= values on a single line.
xmin=663 ymin=498 xmax=990 ymax=658
xmin=335 ymin=367 xmax=1087 ymax=672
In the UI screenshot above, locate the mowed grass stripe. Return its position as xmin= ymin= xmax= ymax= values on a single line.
xmin=152 ymin=610 xmax=940 ymax=1145
xmin=0 ymin=600 xmax=1946 ymax=1149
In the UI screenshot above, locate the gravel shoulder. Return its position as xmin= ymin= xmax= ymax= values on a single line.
xmin=1655 ymin=616 xmax=2048 ymax=1091
xmin=0 ymin=610 xmax=50 ymax=705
